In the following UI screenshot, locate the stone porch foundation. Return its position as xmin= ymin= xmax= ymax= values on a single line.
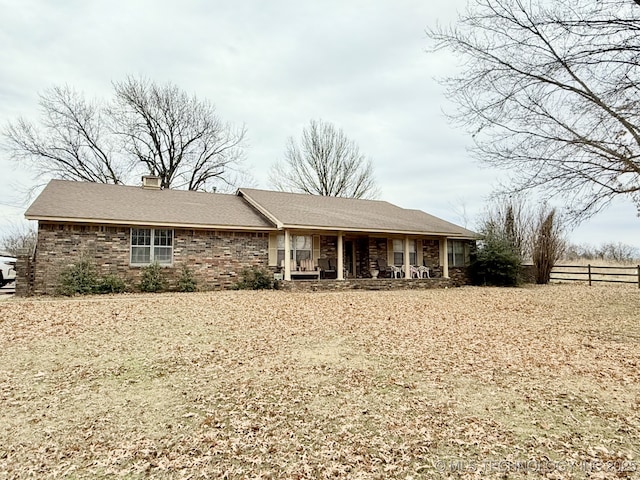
xmin=278 ymin=277 xmax=455 ymax=291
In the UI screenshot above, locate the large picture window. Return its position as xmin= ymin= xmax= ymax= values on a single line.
xmin=447 ymin=240 xmax=470 ymax=267
xmin=393 ymin=239 xmax=416 ymax=266
xmin=277 ymin=234 xmax=311 ymax=268
xmin=131 ymin=228 xmax=173 ymax=265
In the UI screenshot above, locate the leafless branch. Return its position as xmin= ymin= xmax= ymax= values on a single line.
xmin=269 ymin=119 xmax=379 ymax=199
xmin=427 ymin=0 xmax=640 ymax=219
xmin=4 ymin=86 xmax=124 ymax=184
xmin=3 ymin=78 xmax=248 ymax=191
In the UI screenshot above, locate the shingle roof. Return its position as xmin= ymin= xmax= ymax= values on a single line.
xmin=25 ymin=181 xmax=475 ymax=238
xmin=25 ymin=180 xmax=275 ymax=230
xmin=238 ymin=188 xmax=476 ymax=237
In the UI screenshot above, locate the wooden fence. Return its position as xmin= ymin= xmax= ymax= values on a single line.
xmin=550 ymin=264 xmax=640 ymax=288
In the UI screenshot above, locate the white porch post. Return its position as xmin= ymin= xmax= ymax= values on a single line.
xmin=440 ymin=237 xmax=449 ymax=278
xmin=404 ymin=236 xmax=411 ymax=279
xmin=284 ymin=230 xmax=291 ymax=281
xmin=337 ymin=232 xmax=344 ymax=280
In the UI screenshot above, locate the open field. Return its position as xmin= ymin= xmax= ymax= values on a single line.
xmin=1 ymin=285 xmax=639 ymax=479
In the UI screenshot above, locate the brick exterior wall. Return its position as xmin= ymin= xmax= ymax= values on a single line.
xmin=22 ymin=223 xmax=474 ymax=295
xmin=30 ymin=222 xmax=270 ymax=294
xmin=422 ymin=239 xmax=440 ymax=268
xmin=319 ymin=235 xmax=337 ymax=260
xmin=368 ymin=237 xmax=388 ymax=274
xmin=15 ymin=254 xmax=34 ymax=297
xmin=448 ymin=266 xmax=470 ymax=286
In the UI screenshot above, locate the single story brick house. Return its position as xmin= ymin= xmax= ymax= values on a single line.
xmin=21 ymin=177 xmax=476 ymax=294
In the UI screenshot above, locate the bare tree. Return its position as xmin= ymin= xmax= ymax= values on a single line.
xmin=1 ymin=222 xmax=37 ymax=257
xmin=4 ymin=77 xmax=247 ymax=191
xmin=532 ymin=207 xmax=566 ymax=284
xmin=597 ymin=241 xmax=639 ymax=263
xmin=269 ymin=119 xmax=379 ymax=199
xmin=110 ymin=77 xmax=246 ymax=190
xmin=480 ymin=196 xmax=533 ymax=260
xmin=428 ymin=0 xmax=640 ymax=219
xmin=4 ymin=86 xmax=124 ymax=184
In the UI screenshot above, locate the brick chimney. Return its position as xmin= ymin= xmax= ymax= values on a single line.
xmin=141 ymin=175 xmax=161 ymax=189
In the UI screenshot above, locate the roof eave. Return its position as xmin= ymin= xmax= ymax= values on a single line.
xmin=25 ymin=215 xmax=278 ymax=231
xmin=277 ymin=223 xmax=476 ymax=238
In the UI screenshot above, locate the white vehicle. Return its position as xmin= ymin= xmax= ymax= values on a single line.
xmin=0 ymin=256 xmax=16 ymax=287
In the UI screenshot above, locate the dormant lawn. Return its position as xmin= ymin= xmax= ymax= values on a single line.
xmin=0 ymin=285 xmax=638 ymax=479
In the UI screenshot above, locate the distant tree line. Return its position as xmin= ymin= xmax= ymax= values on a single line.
xmin=563 ymin=242 xmax=639 ymax=264
xmin=0 ymin=223 xmax=37 ymax=257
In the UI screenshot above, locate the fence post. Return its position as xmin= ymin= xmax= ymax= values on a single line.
xmin=637 ymin=265 xmax=639 ymax=289
xmin=588 ymin=264 xmax=592 ymax=286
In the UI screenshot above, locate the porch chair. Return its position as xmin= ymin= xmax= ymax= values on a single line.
xmin=417 ymin=265 xmax=431 ymax=278
xmin=400 ymin=264 xmax=421 ymax=278
xmin=299 ymin=258 xmax=315 ymax=272
xmin=375 ymin=258 xmax=395 ymax=278
xmin=318 ymin=258 xmax=337 ymax=279
xmin=280 ymin=259 xmax=298 ymax=271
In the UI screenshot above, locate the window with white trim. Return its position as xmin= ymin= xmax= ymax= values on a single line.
xmin=277 ymin=234 xmax=311 ymax=267
xmin=130 ymin=228 xmax=173 ymax=265
xmin=447 ymin=240 xmax=470 ymax=267
xmin=392 ymin=239 xmax=416 ymax=266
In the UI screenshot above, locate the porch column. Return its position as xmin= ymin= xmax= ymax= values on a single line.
xmin=284 ymin=230 xmax=291 ymax=281
xmin=440 ymin=237 xmax=449 ymax=278
xmin=337 ymin=232 xmax=344 ymax=280
xmin=404 ymin=236 xmax=411 ymax=279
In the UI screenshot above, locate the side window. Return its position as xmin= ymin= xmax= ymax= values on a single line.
xmin=131 ymin=228 xmax=173 ymax=265
xmin=131 ymin=228 xmax=151 ymax=264
xmin=153 ymin=229 xmax=173 ymax=264
xmin=447 ymin=240 xmax=470 ymax=267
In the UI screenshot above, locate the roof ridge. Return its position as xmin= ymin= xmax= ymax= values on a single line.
xmin=238 ymin=187 xmax=396 ymax=206
xmin=48 ymin=179 xmax=237 ymax=197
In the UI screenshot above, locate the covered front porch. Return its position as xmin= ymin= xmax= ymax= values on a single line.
xmin=278 ymin=276 xmax=456 ymax=291
xmin=270 ymin=231 xmax=470 ymax=282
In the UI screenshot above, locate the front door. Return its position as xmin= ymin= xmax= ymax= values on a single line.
xmin=344 ymin=240 xmax=354 ymax=278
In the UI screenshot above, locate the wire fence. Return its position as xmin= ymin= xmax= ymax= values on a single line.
xmin=550 ymin=264 xmax=640 ymax=288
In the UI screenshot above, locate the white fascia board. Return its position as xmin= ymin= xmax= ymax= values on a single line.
xmin=279 ymin=223 xmax=476 ymax=238
xmin=24 ymin=215 xmax=278 ymax=231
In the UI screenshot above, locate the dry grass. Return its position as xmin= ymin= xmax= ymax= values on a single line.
xmin=0 ymin=285 xmax=639 ymax=479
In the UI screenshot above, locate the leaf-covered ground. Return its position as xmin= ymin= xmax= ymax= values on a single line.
xmin=0 ymin=284 xmax=638 ymax=479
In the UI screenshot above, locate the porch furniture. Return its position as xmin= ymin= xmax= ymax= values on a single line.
xmin=318 ymin=258 xmax=337 ymax=279
xmin=280 ymin=259 xmax=299 ymax=272
xmin=285 ymin=258 xmax=320 ymax=280
xmin=400 ymin=265 xmax=421 ymax=278
xmin=299 ymin=258 xmax=316 ymax=272
xmin=375 ymin=258 xmax=393 ymax=278
xmin=390 ymin=265 xmax=402 ymax=278
xmin=290 ymin=270 xmax=321 ymax=280
xmin=417 ymin=265 xmax=431 ymax=278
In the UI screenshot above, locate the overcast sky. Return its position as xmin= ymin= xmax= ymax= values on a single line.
xmin=0 ymin=0 xmax=638 ymax=249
